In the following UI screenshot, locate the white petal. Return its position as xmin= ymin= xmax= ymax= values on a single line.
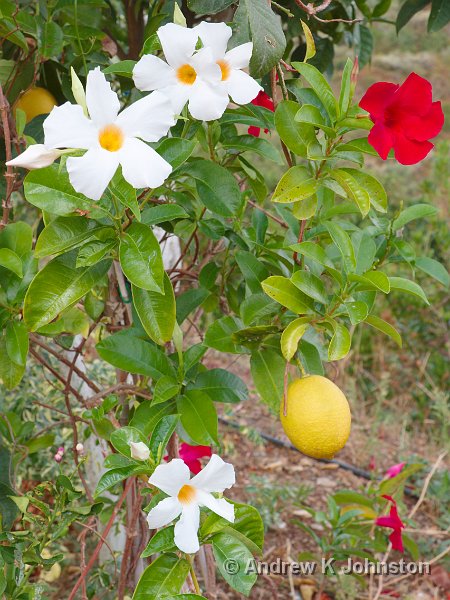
xmin=133 ymin=55 xmax=176 ymax=92
xmin=119 ymin=138 xmax=172 ymax=189
xmin=86 ymin=67 xmax=120 ymax=127
xmin=225 ymin=42 xmax=253 ymax=69
xmin=66 ymin=148 xmax=119 ymax=201
xmin=147 ymin=497 xmax=182 ymax=528
xmin=190 ymin=454 xmax=235 ymax=493
xmin=225 ymin=69 xmax=262 ymax=105
xmin=195 ymin=22 xmax=232 ymax=59
xmin=174 ymin=503 xmax=200 ymax=554
xmin=44 ymin=103 xmax=96 ymax=149
xmin=130 ymin=441 xmax=150 ymax=461
xmin=187 ymin=81 xmax=229 ymax=121
xmin=158 ymin=23 xmax=198 ymax=68
xmin=149 ymin=458 xmax=190 ymax=497
xmin=190 ymin=47 xmax=221 ymax=84
xmin=116 ymin=91 xmax=175 ymax=142
xmin=197 ymin=490 xmax=235 ymax=523
xmin=6 ymin=145 xmax=63 ymax=169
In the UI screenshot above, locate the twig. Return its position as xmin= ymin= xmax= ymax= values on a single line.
xmin=0 ymin=83 xmax=16 ymax=230
xmin=247 ymin=199 xmax=288 ymax=229
xmin=85 ymin=383 xmax=152 ymax=408
xmin=408 ymin=450 xmax=447 ymax=520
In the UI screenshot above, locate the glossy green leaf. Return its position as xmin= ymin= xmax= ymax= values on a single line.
xmin=340 ymin=169 xmax=387 ymax=213
xmin=0 ymin=336 xmax=25 ymax=389
xmin=274 ymin=101 xmax=316 ymax=157
xmin=204 ymin=316 xmax=248 ymax=354
xmin=428 ymin=0 xmax=450 ymax=31
xmin=177 ymin=390 xmax=218 ymax=446
xmin=103 ymin=60 xmax=136 ymax=77
xmin=392 ymin=204 xmax=437 ymax=231
xmin=396 ymin=0 xmax=430 ymax=32
xmin=212 ymin=532 xmax=257 ymax=596
xmin=35 ymin=216 xmax=112 ymax=258
xmin=132 ymin=273 xmax=175 ymax=345
xmin=120 ymin=223 xmax=164 ymax=292
xmin=141 ymin=526 xmax=176 ymax=557
xmin=110 ymin=426 xmax=148 ymax=458
xmin=291 ymin=271 xmax=328 ymax=304
xmin=149 ymin=415 xmax=179 ymax=461
xmin=5 ymin=321 xmax=28 ymax=366
xmin=415 ymin=257 xmax=449 ymax=287
xmin=262 ymin=276 xmax=313 ymax=314
xmin=281 ymin=317 xmax=310 ymax=361
xmin=273 ymin=166 xmax=319 ymax=204
xmin=0 ymin=221 xmax=33 ymax=257
xmin=328 ymin=322 xmax=351 ymax=361
xmin=292 ymin=62 xmax=337 ymax=121
xmin=338 ymin=58 xmax=353 ymax=116
xmin=250 ymin=348 xmax=284 ymax=411
xmin=346 ymin=301 xmax=369 ymax=324
xmin=130 ymin=401 xmax=176 ymax=437
xmin=222 ymin=135 xmax=282 ymax=163
xmin=288 ymin=241 xmax=334 ymax=269
xmin=388 ymin=276 xmax=429 ymax=304
xmin=325 ymin=222 xmax=356 ymax=272
xmin=364 ymin=315 xmax=402 ymax=347
xmin=132 ymin=554 xmax=190 ymax=600
xmin=142 ymin=205 xmax=189 ymax=226
xmin=156 ymin=137 xmax=197 ymax=170
xmin=295 ymin=104 xmax=334 ymax=135
xmin=330 ymin=169 xmax=370 ymax=216
xmin=188 ymin=368 xmax=248 ymax=403
xmin=0 ymin=248 xmax=22 ymax=278
xmin=187 ymin=0 xmax=235 ymax=13
xmin=176 ymin=288 xmax=210 ymax=324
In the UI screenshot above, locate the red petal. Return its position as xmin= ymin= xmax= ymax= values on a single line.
xmin=185 ymin=458 xmax=202 ymax=474
xmin=391 ymin=72 xmax=433 ymax=117
xmin=359 ymin=82 xmax=398 ymax=119
xmin=248 ymin=125 xmax=261 ymax=137
xmin=179 ymin=443 xmax=212 ymax=461
xmin=389 ymin=528 xmax=404 ymax=552
xmin=401 ymin=101 xmax=444 ymax=142
xmin=368 ymin=122 xmax=394 ymax=160
xmin=393 ymin=132 xmax=433 ymax=165
xmin=375 ymin=516 xmax=398 ymax=528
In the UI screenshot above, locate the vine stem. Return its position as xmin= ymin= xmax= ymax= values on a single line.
xmin=0 ymin=82 xmax=16 ymax=230
xmin=187 ymin=555 xmax=201 ymax=595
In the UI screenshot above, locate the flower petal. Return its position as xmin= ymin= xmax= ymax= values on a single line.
xmin=66 ymin=148 xmax=119 ymax=200
xmin=195 ymin=21 xmax=232 ymax=59
xmin=119 ymin=137 xmax=172 ymax=189
xmin=44 ymin=103 xmax=96 ymax=149
xmin=86 ymin=67 xmax=120 ymax=127
xmin=197 ymin=490 xmax=235 ymax=523
xmin=190 ymin=47 xmax=222 ymax=83
xmin=190 ymin=454 xmax=235 ymax=493
xmin=6 ymin=145 xmax=63 ymax=169
xmin=389 ymin=528 xmax=404 ymax=552
xmin=158 ymin=23 xmax=198 ymax=68
xmin=174 ymin=503 xmax=200 ymax=554
xmin=391 ymin=72 xmax=432 ymax=116
xmin=248 ymin=125 xmax=261 ymax=137
xmin=225 ymin=69 xmax=262 ymax=105
xmin=359 ymin=82 xmax=398 ymax=120
xmin=147 ymin=496 xmax=182 ymax=529
xmin=188 ymin=81 xmax=229 ymax=121
xmin=116 ymin=91 xmax=175 ymax=142
xmin=149 ymin=458 xmax=191 ymax=496
xmin=367 ymin=121 xmax=394 ymax=160
xmin=225 ymin=42 xmax=253 ymax=70
xmin=132 ymin=54 xmax=177 ymax=92
xmin=401 ymin=101 xmax=444 ymax=142
xmin=393 ymin=132 xmax=433 ymax=165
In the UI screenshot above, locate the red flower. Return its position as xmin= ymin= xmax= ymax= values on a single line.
xmin=179 ymin=443 xmax=212 ymax=474
xmin=385 ymin=462 xmax=405 ymax=479
xmin=359 ymin=72 xmax=444 ymax=165
xmin=248 ymin=91 xmax=274 ymax=137
xmin=375 ymin=495 xmax=405 ymax=552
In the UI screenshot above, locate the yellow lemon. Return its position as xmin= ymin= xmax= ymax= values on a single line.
xmin=14 ymin=87 xmax=57 ymax=123
xmin=280 ymin=375 xmax=351 ymax=459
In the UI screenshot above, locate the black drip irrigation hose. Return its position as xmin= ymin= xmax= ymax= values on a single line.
xmin=218 ymin=417 xmax=417 ymax=497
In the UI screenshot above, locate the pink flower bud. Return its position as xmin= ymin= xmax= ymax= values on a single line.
xmin=57 ymin=447 xmax=64 ymax=455
xmin=54 ymin=453 xmax=63 ymax=463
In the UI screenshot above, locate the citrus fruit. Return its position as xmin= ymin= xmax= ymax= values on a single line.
xmin=280 ymin=375 xmax=351 ymax=459
xmin=14 ymin=87 xmax=57 ymax=123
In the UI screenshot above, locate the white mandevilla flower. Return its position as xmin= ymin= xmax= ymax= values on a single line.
xmin=8 ymin=67 xmax=176 ymax=201
xmin=133 ymin=23 xmax=229 ymax=121
xmin=194 ymin=22 xmax=262 ymax=107
xmin=147 ymin=454 xmax=235 ymax=553
xmin=130 ymin=441 xmax=150 ymax=461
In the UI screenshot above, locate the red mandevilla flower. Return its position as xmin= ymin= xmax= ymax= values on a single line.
xmin=179 ymin=443 xmax=212 ymax=474
xmin=359 ymin=72 xmax=444 ymax=165
xmin=248 ymin=90 xmax=274 ymax=137
xmin=375 ymin=495 xmax=405 ymax=552
xmin=385 ymin=462 xmax=405 ymax=479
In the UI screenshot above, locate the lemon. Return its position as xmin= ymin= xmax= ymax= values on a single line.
xmin=14 ymin=87 xmax=57 ymax=123
xmin=280 ymin=375 xmax=351 ymax=459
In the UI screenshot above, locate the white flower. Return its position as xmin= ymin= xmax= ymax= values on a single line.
xmin=9 ymin=68 xmax=176 ymax=200
xmin=130 ymin=441 xmax=150 ymax=461
xmin=147 ymin=454 xmax=235 ymax=553
xmin=133 ymin=23 xmax=229 ymax=122
xmin=6 ymin=144 xmax=65 ymax=169
xmin=194 ymin=22 xmax=262 ymax=107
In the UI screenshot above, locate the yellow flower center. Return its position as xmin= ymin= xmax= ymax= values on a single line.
xmin=177 ymin=484 xmax=196 ymax=504
xmin=176 ymin=64 xmax=197 ymax=85
xmin=98 ymin=124 xmax=124 ymax=152
xmin=217 ymin=60 xmax=230 ymax=81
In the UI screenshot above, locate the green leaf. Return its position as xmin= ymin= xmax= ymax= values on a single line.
xmin=428 ymin=0 xmax=449 ymax=30
xmin=349 ymin=271 xmax=390 ymax=293
xmin=345 ymin=301 xmax=368 ymax=325
xmin=274 ymin=101 xmax=316 ymax=157
xmin=236 ymin=250 xmax=269 ymax=293
xmin=396 ymin=0 xmax=430 ymax=32
xmin=364 ymin=315 xmax=402 ymax=347
xmin=291 ymin=271 xmax=328 ymax=304
xmin=292 ymin=62 xmax=337 ymax=121
xmin=133 ymin=554 xmax=190 ymax=600
xmin=261 ymin=276 xmax=313 ymax=314
xmin=181 ymin=160 xmax=242 ymax=216
xmin=328 ymin=322 xmax=351 ymax=361
xmin=107 ymin=171 xmax=140 ymax=220
xmin=352 ymin=230 xmax=377 ymax=275
xmin=103 ymin=60 xmax=137 ymax=77
xmin=141 ymin=526 xmax=176 ymax=557
xmin=156 ymin=138 xmax=197 ymax=170
xmin=0 ymin=336 xmax=25 ymax=389
xmin=120 ymin=223 xmax=164 ymax=292
xmin=40 ymin=21 xmax=64 ymax=58
xmin=187 ymin=0 xmax=235 ymax=13
xmin=0 ymin=248 xmax=22 ymax=277
xmin=388 ymin=276 xmax=429 ymax=304
xmin=97 ymin=329 xmax=176 ymax=379
xmin=149 ymin=415 xmax=179 ymax=461
xmin=142 ymin=205 xmax=189 ymax=226
xmin=212 ymin=532 xmax=257 ymax=596
xmin=273 ymin=166 xmax=319 ymax=204
xmin=222 ymin=135 xmax=282 ymax=163
xmin=281 ymin=317 xmax=310 ymax=361
xmin=325 ymin=222 xmax=356 ymax=272
xmin=188 ymin=369 xmax=248 ymax=403
xmin=110 ymin=426 xmax=148 ymax=458
xmin=130 ymin=400 xmax=176 ymax=437
xmin=177 ymin=390 xmax=218 ymax=446
xmin=288 ymin=241 xmax=334 ymax=269
xmin=234 ymin=0 xmax=286 ymax=78
xmin=0 ymin=221 xmax=33 ymax=257
xmin=76 ymin=238 xmax=117 ymax=268
xmin=340 ymin=169 xmax=387 ymax=213
xmin=329 ymin=169 xmax=370 ymax=216
xmin=357 ymin=24 xmax=373 ymax=69
xmin=392 ymin=203 xmax=437 ymax=231
xmin=295 ymin=104 xmax=334 ymax=135
xmin=338 ymin=59 xmax=353 ymax=116
xmin=250 ymin=348 xmax=284 ymax=411
xmin=415 ymin=257 xmax=449 ymax=287
xmin=301 ymin=20 xmax=316 ymax=61
xmin=176 ymin=288 xmax=210 ymax=324
xmin=95 ymin=466 xmax=138 ymax=496
xmin=35 ymin=216 xmax=112 ymax=258
xmin=37 ymin=306 xmax=90 ymax=337
xmin=5 ymin=321 xmax=28 ymax=366
xmin=23 ymin=255 xmax=111 ymax=331
xmin=204 ymin=316 xmax=248 ymax=354
xmin=153 ymin=376 xmax=180 ymax=405
xmin=132 ymin=274 xmax=175 ymax=345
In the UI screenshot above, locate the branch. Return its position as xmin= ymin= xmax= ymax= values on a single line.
xmin=0 ymin=83 xmax=16 ymax=230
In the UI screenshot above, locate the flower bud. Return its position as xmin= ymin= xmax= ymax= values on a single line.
xmin=76 ymin=443 xmax=84 ymax=455
xmin=130 ymin=441 xmax=150 ymax=461
xmin=54 ymin=453 xmax=63 ymax=463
